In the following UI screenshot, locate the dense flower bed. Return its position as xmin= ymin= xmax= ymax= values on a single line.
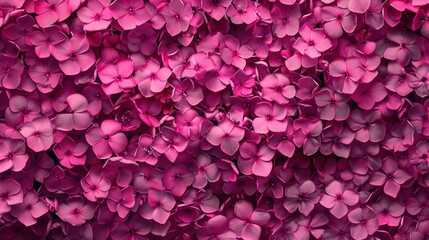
xmin=0 ymin=0 xmax=429 ymax=239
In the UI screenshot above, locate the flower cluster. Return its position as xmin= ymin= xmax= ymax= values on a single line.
xmin=1 ymin=0 xmax=429 ymax=239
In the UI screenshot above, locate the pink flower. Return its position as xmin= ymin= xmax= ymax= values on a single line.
xmin=230 ymin=69 xmax=256 ymax=96
xmin=319 ymin=180 xmax=359 ymax=219
xmin=347 ymin=207 xmax=379 ymax=240
xmin=201 ymin=0 xmax=232 ymax=21
xmin=271 ymin=3 xmax=301 ymax=38
xmin=221 ymin=35 xmax=253 ymax=70
xmin=160 ymin=0 xmax=193 ymax=36
xmin=329 ymin=58 xmax=365 ymax=94
xmin=161 ymin=164 xmax=194 ymax=196
xmin=5 ymin=94 xmax=40 ymax=126
xmin=34 ymin=0 xmax=71 ymax=28
xmin=293 ymin=118 xmax=322 ymax=156
xmin=230 ymin=200 xmax=270 ymax=240
xmin=321 ymin=6 xmax=357 ymax=38
xmin=136 ymin=57 xmax=171 ymax=97
xmin=372 ymin=196 xmax=405 ymax=227
xmin=348 ymin=109 xmax=386 ymax=143
xmin=196 ymin=215 xmax=236 ymax=240
xmin=139 ymin=188 xmax=175 ymax=224
xmin=293 ymin=24 xmax=332 ymax=58
xmin=109 ymin=0 xmax=155 ymax=30
xmin=369 ymin=156 xmax=411 ymax=198
xmin=206 ymin=117 xmax=245 ymax=155
xmin=55 ymin=94 xmax=93 ymax=131
xmin=77 ymin=0 xmax=112 ymax=31
xmin=226 ymin=0 xmax=257 ymax=25
xmin=45 ymin=166 xmax=75 ymax=193
xmin=350 ymin=82 xmax=387 ymax=110
xmin=57 ymin=196 xmax=95 ymax=226
xmin=152 ymin=126 xmax=189 ymax=162
xmin=238 ymin=141 xmax=275 ymax=177
xmin=0 ymin=55 xmax=24 ymax=89
xmin=10 ymin=190 xmax=48 ymax=226
xmin=252 ymin=102 xmax=288 ymax=134
xmin=27 ymin=26 xmax=68 ymax=59
xmin=314 ymin=88 xmax=350 ymax=121
xmin=20 ymin=117 xmax=54 ymax=152
xmin=0 ymin=178 xmax=23 ymax=214
xmin=171 ymin=78 xmax=204 ymax=111
xmin=283 ymin=180 xmax=321 ymax=216
xmin=52 ymin=36 xmax=96 ymax=76
xmin=107 ymin=186 xmax=136 ymax=218
xmin=384 ymin=30 xmax=421 ymax=66
xmin=28 ymin=58 xmax=63 ymax=93
xmin=111 ymin=213 xmax=152 ymax=240
xmin=295 ymin=214 xmax=329 ymax=240
xmin=267 ymin=118 xmax=295 ymax=158
xmin=53 ymin=136 xmax=88 ymax=168
xmin=81 ymin=170 xmax=111 ymax=202
xmin=260 ymin=73 xmax=296 ymax=104
xmin=97 ymin=58 xmax=135 ymax=94
xmin=0 ymin=138 xmax=29 ymax=173
xmin=124 ymin=24 xmax=157 ymax=55
xmin=85 ymin=119 xmax=128 ymax=159
xmin=382 ymin=120 xmax=415 ymax=152
xmin=192 ymin=153 xmax=220 ymax=189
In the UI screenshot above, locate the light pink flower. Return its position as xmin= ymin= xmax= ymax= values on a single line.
xmin=81 ymin=170 xmax=111 ymax=202
xmin=230 ymin=200 xmax=270 ymax=240
xmin=347 ymin=207 xmax=379 ymax=240
xmin=0 ymin=178 xmax=23 ymax=214
xmin=160 ymin=0 xmax=193 ymax=36
xmin=238 ymin=141 xmax=275 ymax=177
xmin=110 ymin=0 xmax=155 ymax=30
xmin=0 ymin=138 xmax=29 ymax=173
xmin=20 ymin=117 xmax=54 ymax=152
xmin=206 ymin=117 xmax=245 ymax=155
xmin=77 ymin=0 xmax=112 ymax=31
xmin=293 ymin=24 xmax=332 ymax=58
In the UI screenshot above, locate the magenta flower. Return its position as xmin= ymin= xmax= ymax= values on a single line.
xmin=0 ymin=55 xmax=24 ymax=89
xmin=193 ymin=153 xmax=220 ymax=189
xmin=226 ymin=0 xmax=257 ymax=25
xmin=28 ymin=58 xmax=63 ymax=93
xmin=77 ymin=0 xmax=112 ymax=31
xmin=81 ymin=170 xmax=111 ymax=202
xmin=238 ymin=141 xmax=275 ymax=177
xmin=321 ymin=6 xmax=357 ymax=38
xmin=111 ymin=213 xmax=152 ymax=240
xmin=0 ymin=178 xmax=23 ymax=214
xmin=293 ymin=24 xmax=332 ymax=58
xmin=221 ymin=35 xmax=253 ymax=70
xmin=124 ymin=23 xmax=157 ymax=55
xmin=0 ymin=138 xmax=29 ymax=173
xmin=314 ymin=88 xmax=350 ymax=121
xmin=162 ymin=164 xmax=194 ymax=196
xmin=27 ymin=26 xmax=68 ymax=59
xmin=384 ymin=30 xmax=421 ymax=66
xmin=347 ymin=207 xmax=379 ymax=240
xmin=161 ymin=0 xmax=193 ymax=36
xmin=5 ymin=94 xmax=40 ymax=126
xmin=139 ymin=188 xmax=175 ymax=224
xmin=319 ymin=180 xmax=359 ymax=219
xmin=10 ymin=190 xmax=48 ymax=226
xmin=372 ymin=196 xmax=405 ymax=227
xmin=53 ymin=136 xmax=88 ymax=168
xmin=85 ymin=119 xmax=128 ymax=159
xmin=57 ymin=196 xmax=95 ymax=226
xmin=196 ymin=215 xmax=236 ymax=240
xmin=55 ymin=94 xmax=92 ymax=131
xmin=136 ymin=57 xmax=171 ymax=97
xmin=171 ymin=78 xmax=204 ymax=111
xmin=271 ymin=3 xmax=301 ymax=38
xmin=20 ymin=117 xmax=54 ymax=152
xmin=348 ymin=109 xmax=386 ymax=143
xmin=152 ymin=126 xmax=188 ymax=162
xmin=283 ymin=180 xmax=321 ymax=216
xmin=260 ymin=73 xmax=296 ymax=104
xmin=34 ymin=0 xmax=71 ymax=28
xmin=206 ymin=117 xmax=245 ymax=155
xmin=98 ymin=58 xmax=135 ymax=95
xmin=369 ymin=157 xmax=411 ymax=198
xmin=329 ymin=58 xmax=364 ymax=94
xmin=45 ymin=166 xmax=75 ymax=193
xmin=350 ymin=82 xmax=387 ymax=110
xmin=52 ymin=36 xmax=96 ymax=76
xmin=107 ymin=186 xmax=135 ymax=218
xmin=252 ymin=102 xmax=288 ymax=134
xmin=109 ymin=0 xmax=155 ymax=30
xmin=229 ymin=200 xmax=270 ymax=240
xmin=201 ymin=0 xmax=232 ymax=21
xmin=293 ymin=118 xmax=323 ymax=156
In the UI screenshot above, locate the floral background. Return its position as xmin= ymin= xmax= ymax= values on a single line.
xmin=0 ymin=0 xmax=428 ymax=239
